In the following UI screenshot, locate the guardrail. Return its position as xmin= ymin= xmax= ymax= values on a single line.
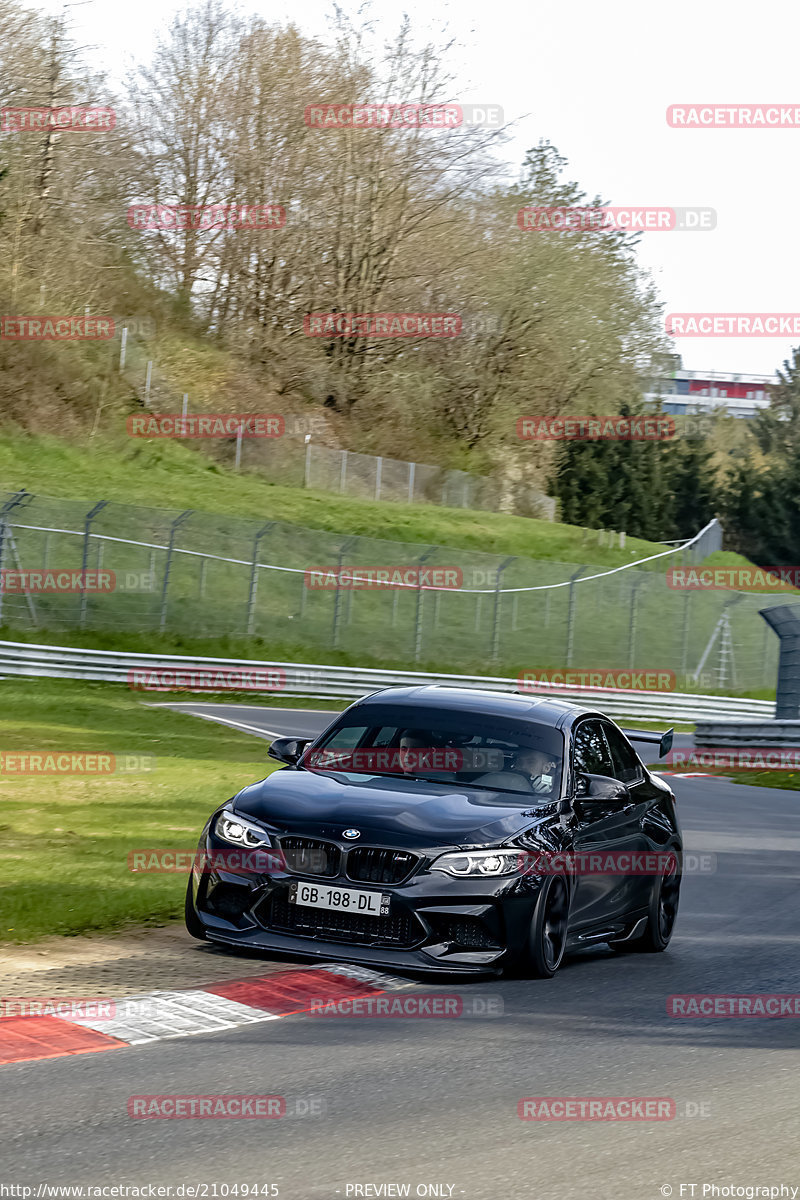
xmin=0 ymin=640 xmax=775 ymax=723
xmin=694 ymin=720 xmax=799 ymax=746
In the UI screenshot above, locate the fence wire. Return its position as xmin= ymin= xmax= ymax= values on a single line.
xmin=0 ymin=490 xmax=778 ymax=693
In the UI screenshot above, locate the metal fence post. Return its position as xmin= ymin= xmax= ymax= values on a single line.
xmin=413 ymin=546 xmax=440 ymax=663
xmin=375 ymin=457 xmax=383 ymax=501
xmin=565 ymin=567 xmax=587 ymax=668
xmin=79 ymin=501 xmax=108 ymax=628
xmin=332 ymin=537 xmax=357 ymax=647
xmin=159 ymin=510 xmax=193 ymax=633
xmin=490 ymin=557 xmax=516 ymax=663
xmin=144 ymin=361 xmax=153 ymax=406
xmin=119 ymin=326 xmax=128 ymax=372
xmin=246 ymin=523 xmax=275 ymax=635
xmin=0 ymin=491 xmax=32 ymax=627
xmin=628 ymin=578 xmax=644 ymax=669
xmin=408 ymin=462 xmax=415 ymax=504
xmin=680 ymin=591 xmax=692 ymax=683
xmin=0 ymin=520 xmax=7 ymax=629
xmin=235 ymin=421 xmax=244 ymax=470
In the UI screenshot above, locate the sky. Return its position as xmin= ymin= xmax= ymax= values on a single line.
xmin=35 ymin=0 xmax=800 ymax=378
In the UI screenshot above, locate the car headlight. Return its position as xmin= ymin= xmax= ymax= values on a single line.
xmin=215 ymin=809 xmax=272 ymax=848
xmin=431 ymin=848 xmax=522 ymax=877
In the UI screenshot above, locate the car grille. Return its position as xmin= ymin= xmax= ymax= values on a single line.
xmin=346 ymin=847 xmax=419 ymax=885
xmin=257 ymin=895 xmax=421 ymax=947
xmin=278 ymin=836 xmax=340 ymax=877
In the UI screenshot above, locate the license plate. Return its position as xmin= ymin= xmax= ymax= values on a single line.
xmin=289 ymin=881 xmax=389 ymax=916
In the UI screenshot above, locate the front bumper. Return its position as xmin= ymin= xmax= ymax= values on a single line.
xmin=189 ymin=831 xmax=545 ymax=976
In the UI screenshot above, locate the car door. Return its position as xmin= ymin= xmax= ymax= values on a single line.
xmin=567 ymin=718 xmax=651 ymax=930
xmin=601 ymin=720 xmax=673 ymax=913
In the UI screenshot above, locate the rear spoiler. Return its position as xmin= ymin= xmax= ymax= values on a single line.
xmin=623 ymin=727 xmax=674 ymax=758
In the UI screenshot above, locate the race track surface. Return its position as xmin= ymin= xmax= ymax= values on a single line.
xmin=3 ymin=707 xmax=798 ymax=1200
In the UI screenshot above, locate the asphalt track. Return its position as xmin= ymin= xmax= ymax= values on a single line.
xmin=3 ymin=706 xmax=799 ymax=1200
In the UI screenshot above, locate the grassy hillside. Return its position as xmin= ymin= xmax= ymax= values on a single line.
xmin=0 ymin=429 xmax=685 ymax=566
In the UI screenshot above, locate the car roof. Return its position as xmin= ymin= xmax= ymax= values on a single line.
xmin=348 ymin=685 xmax=599 ymax=731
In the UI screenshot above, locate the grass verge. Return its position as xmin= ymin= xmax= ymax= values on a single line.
xmin=0 ymin=677 xmax=278 ymax=943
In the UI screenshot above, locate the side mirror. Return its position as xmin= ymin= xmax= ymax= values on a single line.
xmin=574 ymin=773 xmax=630 ymax=818
xmin=267 ymin=737 xmax=311 ymax=766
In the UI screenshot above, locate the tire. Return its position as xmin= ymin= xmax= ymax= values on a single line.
xmin=610 ymin=851 xmax=681 ymax=954
xmin=520 ymin=874 xmax=570 ymax=978
xmin=184 ymin=877 xmax=207 ymax=941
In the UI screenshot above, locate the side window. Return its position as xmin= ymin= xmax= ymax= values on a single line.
xmin=603 ymin=724 xmax=645 ymax=785
xmin=573 ymin=720 xmax=614 ymax=777
xmin=318 ymin=724 xmax=369 ymax=751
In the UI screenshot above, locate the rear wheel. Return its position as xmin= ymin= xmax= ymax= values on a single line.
xmin=610 ymin=852 xmax=681 ymax=954
xmin=519 ymin=874 xmax=570 ymax=978
xmin=184 ymin=877 xmax=207 ymax=941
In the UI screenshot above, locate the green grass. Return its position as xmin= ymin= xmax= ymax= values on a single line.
xmin=0 ymin=428 xmax=681 ymax=565
xmin=0 ymin=677 xmax=281 ymax=943
xmin=689 ymin=769 xmax=800 ymax=790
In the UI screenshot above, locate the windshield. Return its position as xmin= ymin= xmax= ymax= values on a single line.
xmin=300 ymin=704 xmax=564 ymax=798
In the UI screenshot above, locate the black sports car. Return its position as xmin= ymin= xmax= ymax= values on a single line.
xmin=185 ymin=687 xmax=682 ymax=977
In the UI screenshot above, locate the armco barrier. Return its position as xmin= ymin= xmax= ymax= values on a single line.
xmin=694 ymin=720 xmax=800 ymax=747
xmin=0 ymin=640 xmax=775 ymax=723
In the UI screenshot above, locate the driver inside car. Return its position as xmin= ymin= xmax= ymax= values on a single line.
xmin=397 ymin=729 xmax=433 ymax=774
xmin=471 ymin=747 xmax=559 ymax=795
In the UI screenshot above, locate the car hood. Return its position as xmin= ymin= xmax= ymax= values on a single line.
xmin=232 ymin=767 xmax=544 ymax=849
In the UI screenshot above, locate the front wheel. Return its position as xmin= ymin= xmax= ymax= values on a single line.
xmin=519 ymin=874 xmax=570 ymax=978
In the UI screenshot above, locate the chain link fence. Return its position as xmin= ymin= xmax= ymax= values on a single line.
xmin=0 ymin=490 xmax=779 ymax=693
xmin=119 ymin=339 xmax=556 ymax=519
